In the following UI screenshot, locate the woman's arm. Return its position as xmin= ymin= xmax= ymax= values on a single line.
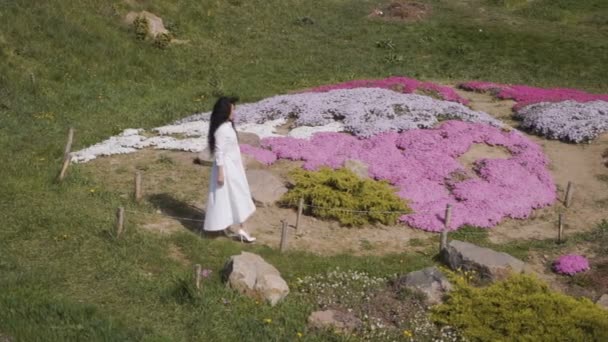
xmin=214 ymin=127 xmax=227 ymax=186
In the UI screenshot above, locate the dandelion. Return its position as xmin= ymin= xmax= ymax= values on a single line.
xmin=90 ymin=188 xmax=96 ymax=193
xmin=296 ymin=332 xmax=303 ymax=338
xmin=263 ymin=318 xmax=272 ymax=324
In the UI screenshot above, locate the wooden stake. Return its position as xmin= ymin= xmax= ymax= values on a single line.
xmin=565 ymin=182 xmax=574 ymax=208
xmin=295 ymin=197 xmax=304 ymax=233
xmin=558 ymin=213 xmax=564 ymax=244
xmin=116 ymin=207 xmax=125 ymax=238
xmin=440 ymin=204 xmax=452 ymax=251
xmin=194 ymin=264 xmax=202 ymax=289
xmin=280 ymin=220 xmax=289 ymax=252
xmin=134 ymin=172 xmax=143 ymax=202
xmin=64 ymin=128 xmax=74 ymax=157
xmin=57 ymin=128 xmax=74 ymax=182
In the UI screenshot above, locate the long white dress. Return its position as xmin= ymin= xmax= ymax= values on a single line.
xmin=203 ymin=122 xmax=256 ymax=231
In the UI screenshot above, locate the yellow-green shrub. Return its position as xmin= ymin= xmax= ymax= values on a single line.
xmin=432 ymin=274 xmax=608 ymax=341
xmin=280 ymin=168 xmax=410 ymax=226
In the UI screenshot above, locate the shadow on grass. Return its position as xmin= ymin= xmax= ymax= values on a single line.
xmin=148 ymin=193 xmax=207 ymax=235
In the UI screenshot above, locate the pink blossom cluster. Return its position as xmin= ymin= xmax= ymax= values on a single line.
xmin=553 ymin=254 xmax=590 ymax=276
xmin=459 ymin=81 xmax=608 ymax=110
xmin=309 ymin=76 xmax=469 ymax=104
xmin=239 ymin=144 xmax=277 ymax=165
xmin=244 ymin=121 xmax=556 ymax=231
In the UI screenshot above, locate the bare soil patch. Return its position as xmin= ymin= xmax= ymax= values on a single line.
xmin=368 ymin=1 xmax=432 ymax=22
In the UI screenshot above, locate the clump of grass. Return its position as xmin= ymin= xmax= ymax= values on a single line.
xmin=433 ymin=274 xmax=608 ymax=341
xmin=133 ymin=15 xmax=149 ymax=41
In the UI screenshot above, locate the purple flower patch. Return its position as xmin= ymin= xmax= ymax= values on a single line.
xmin=243 ymin=120 xmax=556 ymax=231
xmin=553 ymin=254 xmax=590 ymax=276
xmin=308 ymin=76 xmax=469 ymax=104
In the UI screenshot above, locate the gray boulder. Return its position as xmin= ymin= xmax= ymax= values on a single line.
xmin=343 ymin=159 xmax=369 ymax=179
xmin=596 ymin=294 xmax=608 ymax=310
xmin=308 ymin=309 xmax=362 ymax=333
xmin=395 ymin=266 xmax=452 ymax=305
xmin=124 ymin=11 xmax=169 ymax=38
xmin=246 ymin=169 xmax=287 ymax=207
xmin=441 ymin=240 xmax=526 ymax=281
xmin=221 ymin=252 xmax=289 ymax=306
xmin=238 ymin=131 xmax=261 ymax=147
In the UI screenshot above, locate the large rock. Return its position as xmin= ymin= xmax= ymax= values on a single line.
xmin=308 ymin=309 xmax=362 ymax=333
xmin=238 ymin=131 xmax=261 ymax=147
xmin=441 ymin=240 xmax=526 ymax=281
xmin=394 ymin=266 xmax=452 ymax=305
xmin=124 ymin=11 xmax=169 ymax=38
xmin=246 ymin=169 xmax=287 ymax=207
xmin=344 ymin=159 xmax=369 ymax=179
xmin=596 ymin=294 xmax=608 ymax=310
xmin=221 ymin=252 xmax=289 ymax=306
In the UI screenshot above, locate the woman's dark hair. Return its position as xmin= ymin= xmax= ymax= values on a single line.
xmin=208 ymin=96 xmax=239 ymax=154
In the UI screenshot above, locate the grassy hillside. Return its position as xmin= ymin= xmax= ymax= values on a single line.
xmin=0 ymin=0 xmax=607 ymax=340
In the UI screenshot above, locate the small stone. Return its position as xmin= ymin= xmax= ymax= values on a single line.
xmin=395 ymin=266 xmax=452 ymax=305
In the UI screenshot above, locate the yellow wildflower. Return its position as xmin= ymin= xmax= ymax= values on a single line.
xmin=263 ymin=318 xmax=272 ymax=324
xmin=297 ymin=332 xmax=303 ymax=338
xmin=403 ymin=330 xmax=413 ymax=337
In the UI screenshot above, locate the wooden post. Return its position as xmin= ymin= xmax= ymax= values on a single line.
xmin=194 ymin=264 xmax=202 ymax=289
xmin=440 ymin=204 xmax=452 ymax=251
xmin=58 ymin=128 xmax=74 ymax=182
xmin=565 ymin=182 xmax=574 ymax=208
xmin=295 ymin=197 xmax=304 ymax=233
xmin=134 ymin=172 xmax=143 ymax=202
xmin=280 ymin=220 xmax=289 ymax=252
xmin=116 ymin=207 xmax=125 ymax=238
xmin=558 ymin=213 xmax=564 ymax=244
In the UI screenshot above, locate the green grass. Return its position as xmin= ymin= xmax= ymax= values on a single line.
xmin=1 ymin=0 xmax=607 ymax=340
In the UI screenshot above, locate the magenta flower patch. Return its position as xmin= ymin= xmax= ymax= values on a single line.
xmin=244 ymin=121 xmax=556 ymax=231
xmin=553 ymin=254 xmax=590 ymax=276
xmin=459 ymin=81 xmax=608 ymax=110
xmin=240 ymin=144 xmax=277 ymax=165
xmin=309 ymin=76 xmax=469 ymax=104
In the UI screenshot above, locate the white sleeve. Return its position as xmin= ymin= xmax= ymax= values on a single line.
xmin=214 ymin=126 xmax=227 ymax=166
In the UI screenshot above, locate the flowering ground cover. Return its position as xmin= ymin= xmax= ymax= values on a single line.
xmin=515 ymin=101 xmax=608 ymax=143
xmin=308 ymin=76 xmax=469 ymax=104
xmin=460 ymin=82 xmax=608 ymax=142
xmin=553 ymin=254 xmax=590 ymax=276
xmin=459 ymin=81 xmax=608 ymax=110
xmin=73 ymin=88 xmax=501 ymax=161
xmin=245 ymin=120 xmax=556 ymax=231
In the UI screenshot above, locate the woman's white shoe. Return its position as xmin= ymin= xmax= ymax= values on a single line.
xmin=236 ymin=229 xmax=256 ymax=243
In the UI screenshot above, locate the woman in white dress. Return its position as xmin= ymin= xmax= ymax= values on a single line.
xmin=203 ymin=97 xmax=257 ymax=242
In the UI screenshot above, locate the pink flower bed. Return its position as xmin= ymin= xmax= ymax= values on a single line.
xmin=243 ymin=120 xmax=556 ymax=231
xmin=459 ymin=81 xmax=608 ymax=110
xmin=553 ymin=254 xmax=590 ymax=276
xmin=310 ymin=76 xmax=469 ymax=105
xmin=239 ymin=144 xmax=277 ymax=165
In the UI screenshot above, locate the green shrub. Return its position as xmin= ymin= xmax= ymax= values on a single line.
xmin=154 ymin=32 xmax=172 ymax=50
xmin=432 ymin=274 xmax=608 ymax=341
xmin=280 ymin=167 xmax=411 ymax=226
xmin=133 ymin=15 xmax=149 ymax=41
